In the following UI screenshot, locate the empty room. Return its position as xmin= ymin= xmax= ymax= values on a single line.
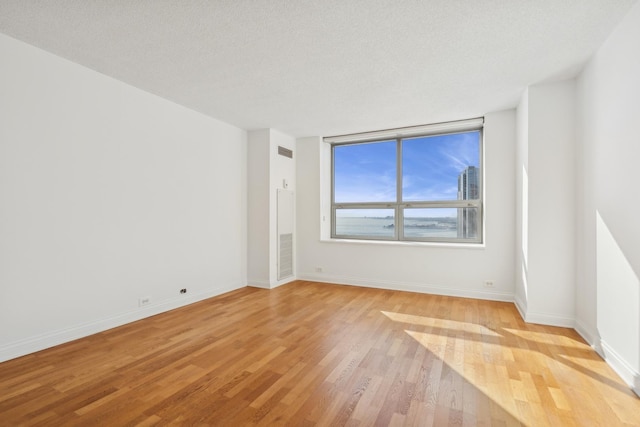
xmin=1 ymin=1 xmax=639 ymax=425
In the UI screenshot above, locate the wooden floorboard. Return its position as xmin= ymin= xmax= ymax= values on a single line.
xmin=1 ymin=280 xmax=638 ymax=426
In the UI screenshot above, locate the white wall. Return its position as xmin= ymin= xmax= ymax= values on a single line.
xmin=296 ymin=110 xmax=516 ymax=300
xmin=515 ymin=81 xmax=577 ymax=327
xmin=270 ymin=130 xmax=296 ymax=285
xmin=248 ymin=130 xmax=271 ymax=285
xmin=514 ymin=89 xmax=529 ymax=314
xmin=575 ymin=1 xmax=640 ymax=394
xmin=0 ymin=34 xmax=248 ymax=362
xmin=247 ymin=129 xmax=296 ymax=288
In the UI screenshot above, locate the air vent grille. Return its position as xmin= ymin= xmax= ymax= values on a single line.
xmin=278 ymin=233 xmax=293 ymax=279
xmin=278 ymin=146 xmax=293 ymax=159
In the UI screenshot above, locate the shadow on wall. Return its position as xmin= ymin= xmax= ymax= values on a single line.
xmin=596 ymin=210 xmax=640 ymax=394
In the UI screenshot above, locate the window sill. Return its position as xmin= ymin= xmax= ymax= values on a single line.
xmin=320 ymin=237 xmax=485 ymax=250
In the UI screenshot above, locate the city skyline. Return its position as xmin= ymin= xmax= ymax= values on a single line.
xmin=457 ymin=165 xmax=479 ymax=238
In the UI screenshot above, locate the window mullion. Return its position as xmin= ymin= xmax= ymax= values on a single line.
xmin=329 ymin=122 xmax=483 ymax=244
xmin=331 ymin=145 xmax=336 ymax=237
xmin=396 ymin=138 xmax=403 ymax=241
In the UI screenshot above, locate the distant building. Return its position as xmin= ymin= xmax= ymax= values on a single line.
xmin=457 ymin=166 xmax=478 ymax=238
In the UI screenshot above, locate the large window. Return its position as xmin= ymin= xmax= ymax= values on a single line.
xmin=328 ymin=119 xmax=483 ymax=243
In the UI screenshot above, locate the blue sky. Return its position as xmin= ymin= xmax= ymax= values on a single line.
xmin=334 ymin=131 xmax=480 ymax=208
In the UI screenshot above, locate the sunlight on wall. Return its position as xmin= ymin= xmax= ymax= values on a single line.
xmin=521 ymin=164 xmax=529 ymax=301
xmin=596 ymin=210 xmax=640 ymax=390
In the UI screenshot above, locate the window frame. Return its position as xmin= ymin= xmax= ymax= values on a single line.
xmin=329 ymin=119 xmax=484 ymax=244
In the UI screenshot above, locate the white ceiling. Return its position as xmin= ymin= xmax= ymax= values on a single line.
xmin=0 ymin=1 xmax=636 ymax=137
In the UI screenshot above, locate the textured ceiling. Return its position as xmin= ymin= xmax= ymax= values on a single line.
xmin=0 ymin=1 xmax=636 ymax=137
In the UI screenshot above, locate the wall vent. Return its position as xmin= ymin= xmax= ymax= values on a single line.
xmin=278 ymin=233 xmax=293 ymax=279
xmin=277 ymin=189 xmax=294 ymax=280
xmin=278 ymin=146 xmax=293 ymax=159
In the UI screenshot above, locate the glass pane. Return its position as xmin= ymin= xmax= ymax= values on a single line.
xmin=335 ymin=209 xmax=395 ymax=238
xmin=402 ymin=131 xmax=480 ymax=201
xmin=334 ymin=140 xmax=396 ymax=203
xmin=403 ymin=208 xmax=479 ymax=239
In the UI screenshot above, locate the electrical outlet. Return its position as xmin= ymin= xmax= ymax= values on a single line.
xmin=483 ymin=280 xmax=494 ymax=288
xmin=315 ymin=267 xmax=323 ymax=273
xmin=180 ymin=288 xmax=187 ymax=294
xmin=139 ymin=296 xmax=151 ymax=306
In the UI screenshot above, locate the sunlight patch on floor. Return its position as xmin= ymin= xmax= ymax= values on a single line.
xmin=405 ymin=328 xmax=525 ymax=425
xmin=501 ymin=328 xmax=585 ymax=349
xmin=381 ymin=311 xmax=502 ymax=337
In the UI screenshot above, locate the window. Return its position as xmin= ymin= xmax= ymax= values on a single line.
xmin=328 ymin=118 xmax=483 ymax=243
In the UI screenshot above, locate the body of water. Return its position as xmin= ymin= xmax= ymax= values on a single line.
xmin=335 ymin=216 xmax=458 ymax=238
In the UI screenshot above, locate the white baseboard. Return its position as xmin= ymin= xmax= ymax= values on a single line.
xmin=299 ymin=273 xmax=571 ymax=328
xmin=514 ymin=294 xmax=527 ymax=322
xmin=247 ymin=279 xmax=272 ymax=289
xmin=297 ymin=273 xmax=514 ymax=302
xmin=248 ymin=276 xmax=296 ymax=289
xmin=600 ymin=340 xmax=640 ymax=397
xmin=511 ymin=294 xmax=574 ymax=328
xmin=573 ymin=319 xmax=604 ymax=355
xmin=521 ymin=310 xmax=575 ymax=328
xmin=272 ymin=276 xmax=297 ymax=288
xmin=0 ymin=282 xmax=244 ymax=363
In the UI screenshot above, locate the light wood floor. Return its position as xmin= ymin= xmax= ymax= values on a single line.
xmin=1 ymin=280 xmax=638 ymax=426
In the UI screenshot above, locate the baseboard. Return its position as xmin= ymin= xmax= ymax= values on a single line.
xmin=297 ymin=273 xmax=514 ymax=302
xmin=513 ymin=294 xmax=527 ymax=322
xmin=574 ymin=319 xmax=604 ymax=355
xmin=510 ymin=294 xmax=575 ymax=328
xmin=521 ymin=310 xmax=575 ymax=328
xmin=300 ymin=274 xmax=572 ymax=328
xmin=600 ymin=340 xmax=640 ymax=397
xmin=247 ymin=279 xmax=272 ymax=289
xmin=0 ymin=282 xmax=244 ymax=364
xmin=272 ymin=276 xmax=297 ymax=288
xmin=248 ymin=276 xmax=296 ymax=290
xmin=565 ymin=321 xmax=640 ymax=397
